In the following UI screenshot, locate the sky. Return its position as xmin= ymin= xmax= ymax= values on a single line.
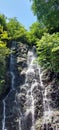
xmin=0 ymin=0 xmax=37 ymax=30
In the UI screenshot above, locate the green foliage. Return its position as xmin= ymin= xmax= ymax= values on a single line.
xmin=0 ymin=41 xmax=10 ymax=95
xmin=7 ymin=17 xmax=21 ymax=37
xmin=30 ymin=1 xmax=59 ymax=73
xmin=0 ymin=41 xmax=10 ymax=74
xmin=0 ymin=80 xmax=5 ymax=95
xmin=29 ymin=22 xmax=45 ymax=39
xmin=0 ymin=25 xmax=3 ymax=34
xmin=26 ymin=31 xmax=36 ymax=45
xmin=36 ymin=33 xmax=59 ymax=73
xmin=7 ymin=17 xmax=27 ymax=42
xmin=30 ymin=0 xmax=59 ymax=32
xmin=0 ymin=14 xmax=10 ymax=95
xmin=0 ymin=14 xmax=7 ymax=30
xmin=0 ymin=25 xmax=9 ymax=42
xmin=0 ymin=36 xmax=10 ymax=94
xmin=26 ymin=22 xmax=47 ymax=45
xmin=0 ymin=31 xmax=9 ymax=40
xmin=14 ymin=25 xmax=27 ymax=42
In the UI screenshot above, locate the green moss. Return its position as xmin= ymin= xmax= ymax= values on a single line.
xmin=0 ymin=80 xmax=5 ymax=95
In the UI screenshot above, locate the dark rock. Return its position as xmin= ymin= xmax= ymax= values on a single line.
xmin=20 ymin=112 xmax=32 ymax=130
xmin=33 ymin=46 xmax=36 ymax=54
xmin=26 ymin=112 xmax=32 ymax=130
xmin=0 ymin=101 xmax=3 ymax=129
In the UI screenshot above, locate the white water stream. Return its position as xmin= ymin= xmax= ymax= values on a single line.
xmin=19 ymin=50 xmax=53 ymax=130
xmin=39 ymin=69 xmax=54 ymax=130
xmin=18 ymin=50 xmax=36 ymax=130
xmin=26 ymin=51 xmax=35 ymax=130
xmin=2 ymin=42 xmax=16 ymax=130
xmin=39 ymin=70 xmax=53 ymax=124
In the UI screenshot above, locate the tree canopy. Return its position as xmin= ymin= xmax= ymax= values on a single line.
xmin=7 ymin=17 xmax=27 ymax=42
xmin=0 ymin=14 xmax=10 ymax=95
xmin=26 ymin=22 xmax=47 ymax=44
xmin=30 ymin=0 xmax=59 ymax=32
xmin=0 ymin=14 xmax=7 ymax=30
xmin=36 ymin=33 xmax=59 ymax=73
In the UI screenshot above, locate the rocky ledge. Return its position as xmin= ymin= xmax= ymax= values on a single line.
xmin=35 ymin=69 xmax=59 ymax=130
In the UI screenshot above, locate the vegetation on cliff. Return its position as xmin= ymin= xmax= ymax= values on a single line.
xmin=36 ymin=33 xmax=59 ymax=73
xmin=0 ymin=25 xmax=10 ymax=95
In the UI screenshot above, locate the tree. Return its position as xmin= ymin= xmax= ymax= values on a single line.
xmin=30 ymin=22 xmax=47 ymax=38
xmin=0 ymin=41 xmax=10 ymax=94
xmin=14 ymin=25 xmax=27 ymax=42
xmin=0 ymin=14 xmax=7 ymax=30
xmin=7 ymin=17 xmax=21 ymax=37
xmin=26 ymin=22 xmax=47 ymax=45
xmin=7 ymin=17 xmax=27 ymax=42
xmin=36 ymin=33 xmax=59 ymax=73
xmin=30 ymin=0 xmax=59 ymax=32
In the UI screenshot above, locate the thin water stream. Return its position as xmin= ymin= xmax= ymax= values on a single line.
xmin=26 ymin=51 xmax=35 ymax=130
xmin=18 ymin=50 xmax=36 ymax=130
xmin=39 ymin=70 xmax=53 ymax=124
xmin=2 ymin=42 xmax=16 ymax=130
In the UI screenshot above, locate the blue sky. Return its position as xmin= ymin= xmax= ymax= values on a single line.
xmin=0 ymin=0 xmax=37 ymax=30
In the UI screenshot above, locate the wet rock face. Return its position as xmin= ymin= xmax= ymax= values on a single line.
xmin=20 ymin=112 xmax=32 ymax=130
xmin=0 ymin=42 xmax=28 ymax=130
xmin=0 ymin=66 xmax=11 ymax=101
xmin=51 ymin=83 xmax=59 ymax=109
xmin=26 ymin=112 xmax=32 ymax=130
xmin=32 ymin=83 xmax=43 ymax=119
xmin=16 ymin=42 xmax=28 ymax=85
xmin=34 ymin=69 xmax=59 ymax=130
xmin=5 ymin=90 xmax=19 ymax=130
xmin=1 ymin=41 xmax=59 ymax=130
xmin=42 ymin=70 xmax=59 ymax=109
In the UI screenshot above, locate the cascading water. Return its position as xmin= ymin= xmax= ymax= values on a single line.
xmin=2 ymin=41 xmax=16 ymax=130
xmin=19 ymin=49 xmax=54 ymax=130
xmin=26 ymin=51 xmax=35 ymax=130
xmin=39 ymin=68 xmax=54 ymax=130
xmin=18 ymin=50 xmax=36 ymax=130
xmin=27 ymin=51 xmax=53 ymax=127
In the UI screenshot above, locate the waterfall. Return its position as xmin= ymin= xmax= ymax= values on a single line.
xmin=2 ymin=44 xmax=58 ymax=130
xmin=18 ymin=50 xmax=37 ymax=130
xmin=2 ymin=41 xmax=16 ymax=130
xmin=39 ymin=68 xmax=54 ymax=129
xmin=27 ymin=50 xmax=53 ymax=126
xmin=18 ymin=49 xmax=55 ymax=130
